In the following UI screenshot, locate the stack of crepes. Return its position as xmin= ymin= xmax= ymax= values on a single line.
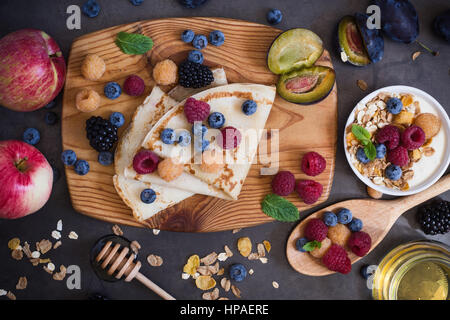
xmin=114 ymin=68 xmax=276 ymax=222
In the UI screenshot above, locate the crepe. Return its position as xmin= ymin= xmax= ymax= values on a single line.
xmin=140 ymin=83 xmax=277 ymax=200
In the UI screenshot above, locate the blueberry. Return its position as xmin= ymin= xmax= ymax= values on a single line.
xmin=375 ymin=143 xmax=386 ymax=159
xmin=104 ymin=82 xmax=122 ymax=99
xmin=181 ymin=29 xmax=195 ymax=43
xmin=191 ymin=122 xmax=208 ymax=137
xmin=82 ymin=0 xmax=100 ymax=18
xmin=140 ymin=188 xmax=156 ymax=204
xmin=229 ymin=264 xmax=247 ymax=282
xmin=177 ymin=130 xmax=192 ymax=147
xmin=188 ymin=50 xmax=203 ymax=64
xmin=356 ymin=147 xmax=370 ymax=164
xmin=178 ymin=0 xmax=209 ymax=9
xmin=44 ymin=100 xmax=56 ymax=109
xmin=386 ymin=97 xmax=403 ymax=115
xmin=360 ymin=265 xmax=377 ymax=280
xmin=267 ymin=9 xmax=282 ymax=25
xmin=207 ymin=112 xmax=225 ymax=129
xmin=22 ymin=128 xmax=40 ymax=145
xmin=98 ymin=151 xmax=114 ymax=166
xmin=194 ymin=138 xmax=209 ymax=153
xmin=323 ymin=211 xmax=338 ymax=227
xmin=192 ymin=35 xmax=208 ymax=50
xmin=295 ymin=237 xmax=309 ymax=252
xmin=110 ymin=112 xmax=125 ymax=128
xmin=242 ymin=100 xmax=257 ymax=116
xmin=385 ymin=164 xmax=402 ymax=181
xmin=209 ymin=30 xmax=225 ymax=46
xmin=74 ymin=160 xmax=90 ymax=175
xmin=337 ymin=208 xmax=352 ymax=224
xmin=160 ymin=128 xmax=176 ymax=144
xmin=45 ymin=111 xmax=58 ymax=125
xmin=348 ymin=218 xmax=363 ymax=232
xmin=129 ymin=0 xmax=144 ymax=5
xmin=61 ymin=150 xmax=77 ymax=166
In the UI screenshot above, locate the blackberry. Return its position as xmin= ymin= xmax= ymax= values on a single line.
xmin=417 ymin=200 xmax=450 ymax=235
xmin=85 ymin=116 xmax=118 ymax=152
xmin=178 ymin=60 xmax=214 ymax=89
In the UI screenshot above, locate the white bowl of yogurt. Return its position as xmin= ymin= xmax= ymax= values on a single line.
xmin=344 ymin=85 xmax=450 ymax=196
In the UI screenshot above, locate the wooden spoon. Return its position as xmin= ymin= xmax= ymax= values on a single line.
xmin=286 ymin=174 xmax=450 ymax=276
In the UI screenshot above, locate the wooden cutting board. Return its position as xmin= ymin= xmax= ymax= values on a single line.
xmin=61 ymin=17 xmax=337 ymax=232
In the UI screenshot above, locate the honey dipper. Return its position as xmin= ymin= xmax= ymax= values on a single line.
xmin=90 ymin=235 xmax=175 ymax=300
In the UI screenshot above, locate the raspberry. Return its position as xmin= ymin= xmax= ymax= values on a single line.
xmin=322 ymin=244 xmax=352 ymax=274
xmin=133 ymin=150 xmax=159 ymax=174
xmin=76 ymin=89 xmax=100 ymax=112
xmin=401 ymin=125 xmax=425 ymax=150
xmin=296 ymin=180 xmax=323 ymax=204
xmin=348 ymin=231 xmax=372 ymax=257
xmin=301 ymin=152 xmax=326 ymax=176
xmin=219 ymin=126 xmax=242 ymax=150
xmin=184 ymin=97 xmax=210 ymax=123
xmin=158 ymin=158 xmax=184 ymax=182
xmin=81 ymin=54 xmax=105 ymax=81
xmin=152 ymin=59 xmax=178 ymax=86
xmin=271 ymin=171 xmax=295 ymax=196
xmin=304 ymin=218 xmax=328 ymax=241
xmin=376 ymin=125 xmax=400 ymax=150
xmin=123 ymin=75 xmax=145 ymax=96
xmin=327 ymin=224 xmax=351 ymax=247
xmin=387 ymin=146 xmax=409 ymax=167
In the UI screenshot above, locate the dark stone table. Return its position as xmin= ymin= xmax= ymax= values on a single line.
xmin=0 ymin=0 xmax=448 ymax=300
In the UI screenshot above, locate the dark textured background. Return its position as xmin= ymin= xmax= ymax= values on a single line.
xmin=0 ymin=0 xmax=449 ymax=300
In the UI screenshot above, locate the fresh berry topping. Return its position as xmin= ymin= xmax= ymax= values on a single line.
xmin=271 ymin=171 xmax=296 ymax=196
xmin=348 ymin=218 xmax=363 ymax=232
xmin=181 ymin=29 xmax=195 ymax=43
xmin=123 ymin=75 xmax=145 ymax=96
xmin=348 ymin=231 xmax=372 ymax=257
xmin=191 ymin=122 xmax=208 ymax=137
xmin=385 ymin=164 xmax=402 ymax=181
xmin=387 ymin=146 xmax=409 ymax=167
xmin=296 ymin=180 xmax=323 ymax=204
xmin=356 ymin=147 xmax=370 ymax=164
xmin=129 ymin=0 xmax=144 ymax=6
xmin=82 ymin=0 xmax=100 ymax=18
xmin=295 ymin=237 xmax=309 ymax=252
xmin=328 ymin=224 xmax=351 ymax=247
xmin=177 ymin=130 xmax=192 ymax=147
xmin=376 ymin=125 xmax=400 ymax=150
xmin=267 ymin=8 xmax=283 ymax=25
xmin=98 ymin=151 xmax=114 ymax=166
xmin=323 ymin=211 xmax=338 ymax=227
xmin=86 ymin=116 xmax=118 ymax=152
xmin=301 ymin=152 xmax=326 ymax=176
xmin=110 ymin=112 xmax=125 ymax=128
xmin=153 ymin=59 xmax=178 ymax=86
xmin=178 ymin=60 xmax=214 ymax=88
xmin=401 ymin=125 xmax=426 ymax=150
xmin=360 ymin=265 xmax=377 ymax=280
xmin=178 ymin=0 xmax=209 ymax=9
xmin=160 ymin=128 xmax=176 ymax=144
xmin=322 ymin=244 xmax=352 ymax=274
xmin=209 ymin=30 xmax=225 ymax=46
xmin=45 ymin=112 xmax=58 ymax=125
xmin=229 ymin=263 xmax=247 ymax=282
xmin=133 ymin=150 xmax=159 ymax=174
xmin=61 ymin=150 xmax=77 ymax=166
xmin=337 ymin=208 xmax=352 ymax=224
xmin=386 ymin=97 xmax=403 ymax=115
xmin=184 ymin=97 xmax=211 ymax=123
xmin=219 ymin=126 xmax=242 ymax=150
xmin=188 ymin=50 xmax=204 ymax=64
xmin=304 ymin=218 xmax=328 ymax=241
xmin=375 ymin=143 xmax=387 ymax=159
xmin=22 ymin=128 xmax=40 ymax=145
xmin=74 ymin=160 xmax=90 ymax=175
xmin=208 ymin=112 xmax=225 ymax=129
xmin=104 ymin=82 xmax=122 ymax=99
xmin=242 ymin=100 xmax=257 ymax=116
xmin=140 ymin=188 xmax=156 ymax=204
xmin=158 ymin=158 xmax=184 ymax=182
xmin=417 ymin=200 xmax=450 ymax=235
xmin=192 ymin=34 xmax=208 ymax=50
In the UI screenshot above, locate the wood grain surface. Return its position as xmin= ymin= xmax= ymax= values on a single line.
xmin=61 ymin=17 xmax=338 ymax=232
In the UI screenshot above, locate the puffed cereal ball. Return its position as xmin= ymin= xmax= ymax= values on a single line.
xmin=152 ymin=59 xmax=178 ymax=85
xmin=76 ymin=89 xmax=101 ymax=112
xmin=328 ymin=224 xmax=351 ymax=247
xmin=81 ymin=54 xmax=106 ymax=81
xmin=158 ymin=158 xmax=184 ymax=182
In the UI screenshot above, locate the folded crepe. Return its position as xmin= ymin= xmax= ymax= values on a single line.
xmin=140 ymin=83 xmax=277 ymax=200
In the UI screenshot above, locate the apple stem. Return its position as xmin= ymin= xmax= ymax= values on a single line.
xmin=415 ymin=40 xmax=439 ymax=56
xmin=15 ymin=157 xmax=29 ymax=172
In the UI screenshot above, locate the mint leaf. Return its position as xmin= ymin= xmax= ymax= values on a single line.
xmin=302 ymin=240 xmax=322 ymax=252
xmin=261 ymin=194 xmax=299 ymax=222
xmin=364 ymin=141 xmax=377 ymax=160
xmin=115 ymin=32 xmax=153 ymax=55
xmin=351 ymin=125 xmax=371 ymax=143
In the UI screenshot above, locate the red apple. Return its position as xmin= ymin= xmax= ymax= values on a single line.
xmin=0 ymin=140 xmax=53 ymax=219
xmin=0 ymin=29 xmax=66 ymax=112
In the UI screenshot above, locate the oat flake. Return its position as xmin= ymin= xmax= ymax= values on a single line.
xmin=272 ymin=281 xmax=279 ymax=289
xmin=153 ymin=229 xmax=160 ymax=235
xmin=31 ymin=251 xmax=40 ymax=259
xmin=0 ymin=289 xmax=7 ymax=296
xmin=56 ymin=219 xmax=63 ymax=231
xmin=68 ymin=231 xmax=78 ymax=240
xmin=51 ymin=230 xmax=61 ymax=240
xmin=181 ymin=273 xmax=190 ymax=280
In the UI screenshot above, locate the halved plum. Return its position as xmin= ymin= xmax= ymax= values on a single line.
xmin=337 ymin=16 xmax=371 ymax=66
xmin=277 ymin=66 xmax=335 ymax=105
xmin=354 ymin=13 xmax=384 ymax=63
xmin=267 ymin=28 xmax=324 ymax=75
